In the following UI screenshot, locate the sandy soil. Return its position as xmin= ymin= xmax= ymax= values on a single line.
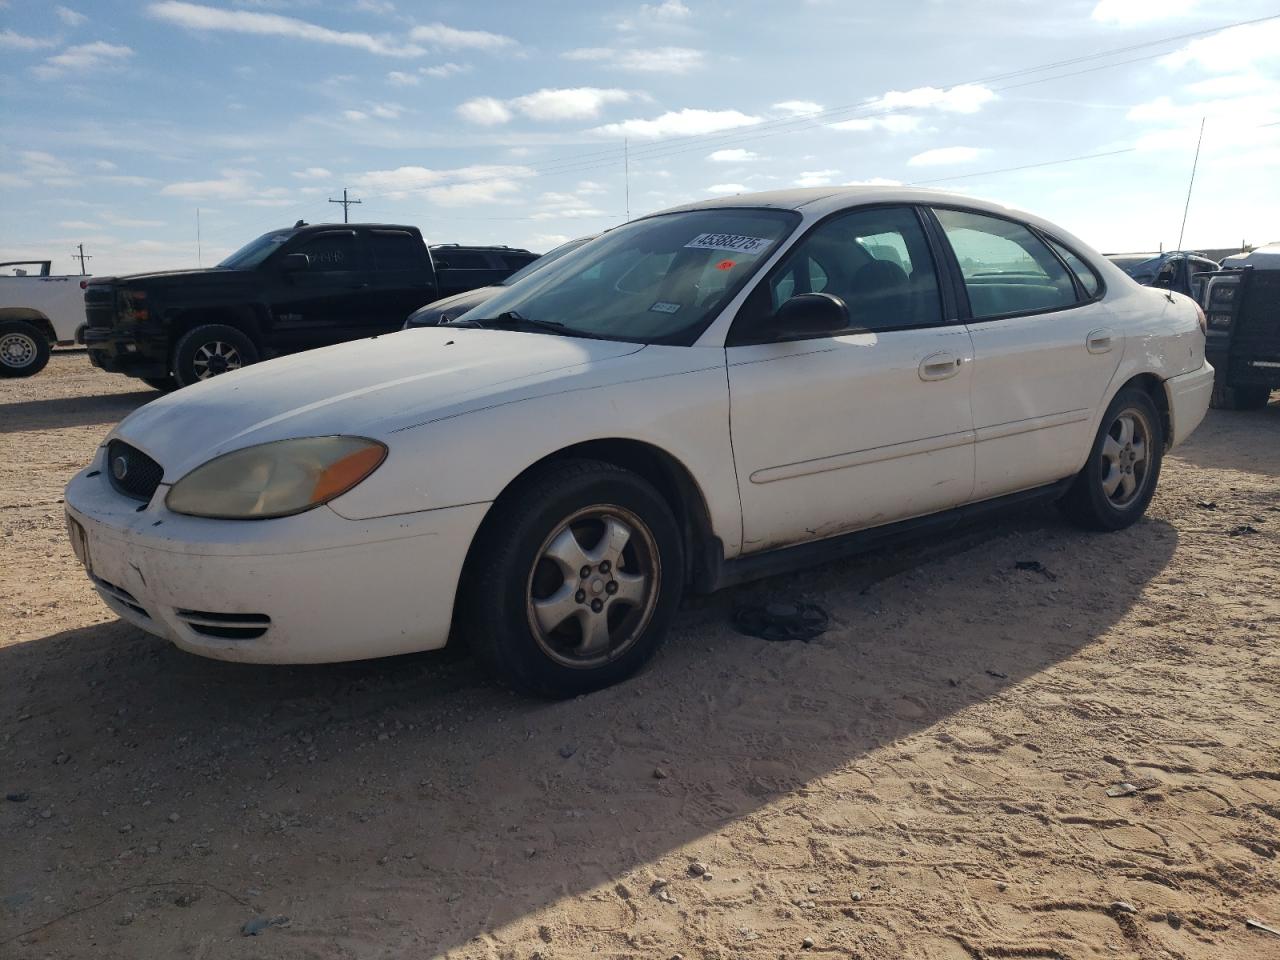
xmin=2 ymin=353 xmax=1278 ymax=960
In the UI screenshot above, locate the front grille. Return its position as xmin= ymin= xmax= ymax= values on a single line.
xmin=1236 ymin=270 xmax=1280 ymax=347
xmin=92 ymin=576 xmax=150 ymax=619
xmin=84 ymin=285 xmax=116 ymax=329
xmin=105 ymin=440 xmax=164 ymax=502
xmin=175 ymin=609 xmax=271 ymax=641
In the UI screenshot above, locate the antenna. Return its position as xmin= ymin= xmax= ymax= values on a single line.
xmin=1176 ymin=117 xmax=1205 ymax=251
xmin=623 ymin=138 xmax=631 ymax=221
xmin=328 ymin=188 xmax=362 ymax=224
xmin=72 ymin=243 xmax=92 ymax=275
xmin=196 ymin=208 xmax=203 ymax=267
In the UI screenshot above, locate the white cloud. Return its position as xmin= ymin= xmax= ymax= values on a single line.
xmin=794 ymin=169 xmax=840 ymax=187
xmin=387 ymin=70 xmax=418 ymax=86
xmin=20 ymin=151 xmax=73 ymax=178
xmin=422 ymin=61 xmax=468 ymax=78
xmin=350 ymin=163 xmax=535 ymax=204
xmin=563 ymin=46 xmax=703 ymax=73
xmin=409 ymin=22 xmax=514 ymax=50
xmin=772 ymin=100 xmax=823 ymax=116
xmin=425 ymin=179 xmax=520 ymax=206
xmin=594 ymin=107 xmax=761 ymax=139
xmin=160 ymin=169 xmax=260 ymax=199
xmin=907 ymin=146 xmax=985 ymax=167
xmin=292 ymin=167 xmax=332 ymax=180
xmin=509 ymin=87 xmax=633 ymax=121
xmin=830 ymin=114 xmax=923 ymax=134
xmin=457 ymin=96 xmax=513 ymax=125
xmin=33 ymin=40 xmax=132 ymax=78
xmin=846 ymin=177 xmax=903 ymax=186
xmin=343 ymin=109 xmax=368 ymax=121
xmin=706 ymin=183 xmax=747 ymax=195
xmin=0 ymin=30 xmax=55 ymax=50
xmin=93 ymin=159 xmax=117 ymax=171
xmin=869 ymin=83 xmax=995 ymax=115
xmin=707 ymin=148 xmax=758 ymax=162
xmin=619 ymin=0 xmax=691 ymax=29
xmin=368 ymin=102 xmax=402 ymax=119
xmin=1091 ymin=0 xmax=1197 ymax=25
xmin=1159 ymin=20 xmax=1280 ymax=73
xmin=148 ymin=2 xmax=422 ymax=57
xmin=55 ymin=5 xmax=87 ymax=26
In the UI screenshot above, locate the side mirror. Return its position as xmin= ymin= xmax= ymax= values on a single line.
xmin=773 ymin=292 xmax=849 ymax=339
xmin=281 ymin=253 xmax=310 ymax=272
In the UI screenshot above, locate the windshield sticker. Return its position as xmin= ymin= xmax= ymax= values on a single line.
xmin=649 ymin=301 xmax=682 ymax=315
xmin=716 ymin=259 xmax=736 ymax=271
xmin=685 ymin=233 xmax=771 ymax=255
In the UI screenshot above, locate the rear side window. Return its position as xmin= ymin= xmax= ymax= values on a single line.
xmin=437 ymin=251 xmax=489 ymax=269
xmin=501 ymin=253 xmax=536 ymax=270
xmin=1045 ymin=238 xmax=1101 ymax=298
xmin=933 ymin=208 xmax=1078 ymax=319
xmin=369 ymin=231 xmax=423 ymax=271
xmin=294 ymin=232 xmax=360 ymax=272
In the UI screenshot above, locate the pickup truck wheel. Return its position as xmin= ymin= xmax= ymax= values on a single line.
xmin=173 ymin=324 xmax=259 ymax=387
xmin=461 ymin=459 xmax=684 ymax=699
xmin=1058 ymin=387 xmax=1164 ymax=532
xmin=0 ymin=320 xmax=51 ymax=378
xmin=1211 ymin=377 xmax=1270 ymax=410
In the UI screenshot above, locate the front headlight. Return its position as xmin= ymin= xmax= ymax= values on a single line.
xmin=166 ymin=436 xmax=387 ymax=519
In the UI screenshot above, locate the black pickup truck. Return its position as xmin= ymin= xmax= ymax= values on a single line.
xmin=83 ymin=223 xmax=536 ymax=389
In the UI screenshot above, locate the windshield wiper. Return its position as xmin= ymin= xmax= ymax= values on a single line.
xmin=466 ymin=310 xmax=567 ymax=334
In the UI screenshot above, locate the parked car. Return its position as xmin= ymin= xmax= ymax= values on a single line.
xmin=405 ymin=237 xmax=593 ymax=328
xmin=429 ymin=244 xmax=538 ymax=300
xmin=0 ymin=260 xmax=89 ymax=377
xmin=1105 ymin=251 xmax=1220 ymax=301
xmin=1198 ymin=252 xmax=1279 ymax=409
xmin=82 ymin=224 xmax=528 ymax=390
xmin=65 ymin=187 xmax=1213 ymax=697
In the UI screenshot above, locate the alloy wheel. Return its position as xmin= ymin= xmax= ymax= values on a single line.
xmin=192 ymin=341 xmax=242 ymax=379
xmin=1100 ymin=407 xmax=1152 ymax=507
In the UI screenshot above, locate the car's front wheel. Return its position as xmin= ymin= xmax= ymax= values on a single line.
xmin=1059 ymin=387 xmax=1164 ymax=531
xmin=1211 ymin=376 xmax=1270 ymax=410
xmin=172 ymin=324 xmax=259 ymax=388
xmin=462 ymin=460 xmax=684 ymax=698
xmin=0 ymin=320 xmax=51 ymax=378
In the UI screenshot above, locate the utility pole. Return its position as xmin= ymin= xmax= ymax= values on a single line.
xmin=328 ymin=188 xmax=362 ymax=224
xmin=72 ymin=243 xmax=92 ymax=276
xmin=1176 ymin=117 xmax=1206 ymax=252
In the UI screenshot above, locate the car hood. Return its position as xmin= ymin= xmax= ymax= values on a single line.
xmin=404 ymin=285 xmax=499 ymax=326
xmin=111 ymin=328 xmax=645 ymax=479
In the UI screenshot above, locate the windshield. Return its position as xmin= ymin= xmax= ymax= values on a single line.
xmin=499 ymin=236 xmax=592 ymax=286
xmin=460 ymin=209 xmax=798 ymax=345
xmin=218 ymin=231 xmax=292 ymax=269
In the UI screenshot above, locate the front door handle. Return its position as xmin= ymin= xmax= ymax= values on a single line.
xmin=919 ymin=352 xmax=962 ymax=382
xmin=1087 ymin=328 xmax=1114 ymax=354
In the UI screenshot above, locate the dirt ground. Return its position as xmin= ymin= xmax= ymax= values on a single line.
xmin=1 ymin=352 xmax=1278 ymax=960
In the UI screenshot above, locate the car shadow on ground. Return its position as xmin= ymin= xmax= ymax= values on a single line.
xmin=0 ymin=390 xmax=159 ymax=435
xmin=0 ymin=509 xmax=1179 ymax=954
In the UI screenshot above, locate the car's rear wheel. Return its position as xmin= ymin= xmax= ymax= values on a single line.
xmin=1059 ymin=387 xmax=1163 ymax=532
xmin=173 ymin=324 xmax=259 ymax=388
xmin=461 ymin=459 xmax=684 ymax=698
xmin=0 ymin=320 xmax=51 ymax=378
xmin=1211 ymin=376 xmax=1270 ymax=410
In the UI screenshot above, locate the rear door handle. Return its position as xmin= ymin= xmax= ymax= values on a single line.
xmin=1087 ymin=328 xmax=1114 ymax=354
xmin=919 ymin=352 xmax=962 ymax=382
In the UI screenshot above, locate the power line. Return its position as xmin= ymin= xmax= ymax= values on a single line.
xmin=907 ymin=147 xmax=1139 ymax=185
xmin=328 ymin=188 xmax=362 ymax=223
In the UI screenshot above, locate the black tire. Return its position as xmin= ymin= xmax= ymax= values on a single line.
xmin=1210 ymin=375 xmax=1270 ymax=410
xmin=460 ymin=459 xmax=685 ymax=698
xmin=0 ymin=320 xmax=51 ymax=378
xmin=172 ymin=324 xmax=259 ymax=388
xmin=1059 ymin=387 xmax=1164 ymax=532
xmin=142 ymin=375 xmax=177 ymax=392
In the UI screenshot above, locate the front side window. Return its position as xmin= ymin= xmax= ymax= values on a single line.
xmin=1046 ymin=237 xmax=1101 ymax=298
xmin=733 ymin=204 xmax=943 ymax=342
xmin=294 ymin=233 xmax=360 ymax=272
xmin=458 ymin=208 xmax=798 ymax=345
xmin=369 ymin=231 xmax=424 ymax=271
xmin=934 ymin=208 xmax=1078 ymax=319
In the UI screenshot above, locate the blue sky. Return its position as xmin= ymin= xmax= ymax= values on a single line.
xmin=1 ymin=0 xmax=1277 ymax=276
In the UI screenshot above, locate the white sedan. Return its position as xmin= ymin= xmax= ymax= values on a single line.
xmin=65 ymin=187 xmax=1214 ymax=697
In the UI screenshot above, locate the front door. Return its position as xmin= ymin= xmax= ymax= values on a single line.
xmin=930 ymin=207 xmax=1123 ymax=500
xmin=726 ymin=205 xmax=975 ymax=554
xmin=268 ymin=230 xmax=369 ymax=352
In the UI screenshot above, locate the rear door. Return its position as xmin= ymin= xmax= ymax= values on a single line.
xmin=267 ymin=230 xmax=370 ymax=351
xmin=726 ymin=204 xmax=975 ymax=553
xmin=366 ymin=229 xmax=437 ymax=332
xmin=433 ymin=250 xmax=509 ymax=298
xmin=930 ymin=207 xmax=1120 ymax=500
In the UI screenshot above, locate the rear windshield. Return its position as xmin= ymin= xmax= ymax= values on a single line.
xmin=461 ymin=208 xmax=799 ymax=345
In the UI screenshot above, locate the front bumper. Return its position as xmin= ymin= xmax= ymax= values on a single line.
xmin=64 ymin=451 xmax=490 ymax=664
xmin=83 ymin=327 xmax=170 ymax=378
xmin=1165 ymin=360 xmax=1214 ymax=448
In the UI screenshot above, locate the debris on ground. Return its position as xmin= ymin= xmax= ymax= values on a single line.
xmin=1246 ymin=918 xmax=1280 ymax=938
xmin=732 ymin=601 xmax=829 ymax=642
xmin=1014 ymin=559 xmax=1057 ymax=580
xmin=241 ymin=915 xmax=290 ymax=936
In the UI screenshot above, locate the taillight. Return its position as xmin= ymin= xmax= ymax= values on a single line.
xmin=80 ymin=280 xmax=87 ymax=289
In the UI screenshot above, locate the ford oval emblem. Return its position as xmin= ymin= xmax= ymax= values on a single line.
xmin=111 ymin=455 xmax=129 ymax=481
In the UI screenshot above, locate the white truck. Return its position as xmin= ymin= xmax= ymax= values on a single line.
xmin=0 ymin=260 xmax=90 ymax=377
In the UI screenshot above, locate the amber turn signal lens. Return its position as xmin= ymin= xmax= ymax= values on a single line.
xmin=311 ymin=444 xmax=386 ymax=503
